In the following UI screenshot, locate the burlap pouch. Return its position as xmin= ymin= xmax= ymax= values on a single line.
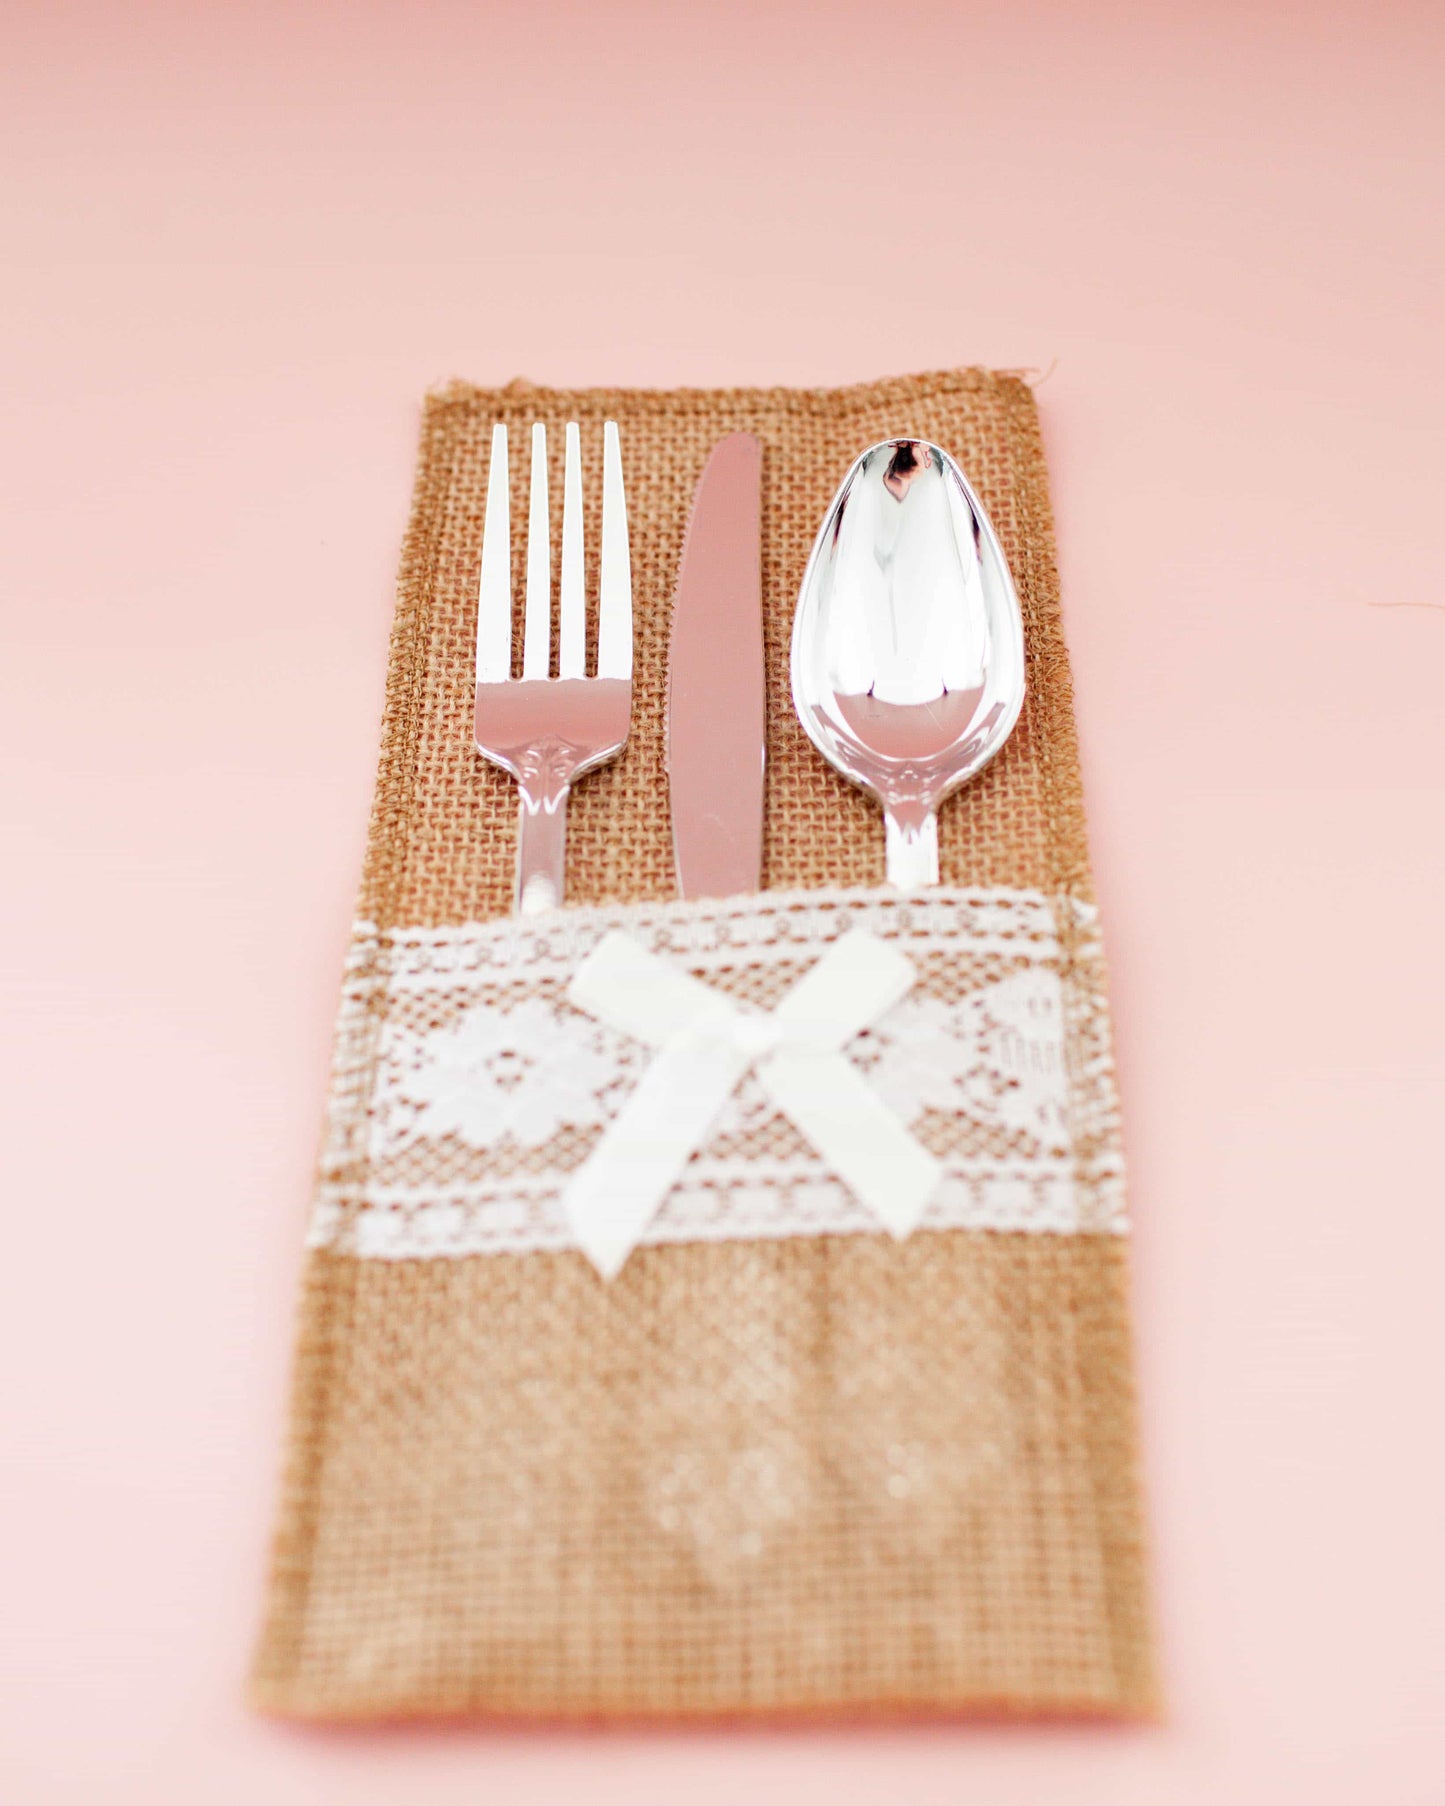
xmin=251 ymin=368 xmax=1156 ymax=1721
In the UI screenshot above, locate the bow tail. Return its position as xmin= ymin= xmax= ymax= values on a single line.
xmin=758 ymin=1048 xmax=941 ymax=1238
xmin=561 ymin=1035 xmax=747 ymax=1279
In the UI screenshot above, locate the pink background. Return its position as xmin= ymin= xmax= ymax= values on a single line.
xmin=4 ymin=2 xmax=1443 ymax=1799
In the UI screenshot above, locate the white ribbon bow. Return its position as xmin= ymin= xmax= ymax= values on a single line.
xmin=562 ymin=929 xmax=941 ymax=1278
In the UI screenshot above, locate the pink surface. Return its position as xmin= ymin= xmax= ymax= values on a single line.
xmin=3 ymin=2 xmax=1443 ymax=1799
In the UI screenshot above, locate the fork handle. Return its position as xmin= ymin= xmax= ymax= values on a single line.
xmin=516 ymin=787 xmax=570 ymax=914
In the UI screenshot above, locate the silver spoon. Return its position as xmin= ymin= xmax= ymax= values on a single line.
xmin=790 ymin=438 xmax=1026 ymax=888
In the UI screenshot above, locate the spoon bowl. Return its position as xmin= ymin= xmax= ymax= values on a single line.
xmin=790 ymin=438 xmax=1026 ymax=887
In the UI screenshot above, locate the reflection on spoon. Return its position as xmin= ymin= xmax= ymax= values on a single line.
xmin=882 ymin=440 xmax=932 ymax=501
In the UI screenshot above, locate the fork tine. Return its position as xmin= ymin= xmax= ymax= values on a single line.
xmin=475 ymin=422 xmax=511 ymax=683
xmin=558 ymin=421 xmax=585 ymax=679
xmin=597 ymin=420 xmax=632 ymax=679
xmin=522 ymin=422 xmax=551 ymax=679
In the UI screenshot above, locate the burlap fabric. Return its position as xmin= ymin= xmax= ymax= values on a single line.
xmin=251 ymin=368 xmax=1156 ymax=1720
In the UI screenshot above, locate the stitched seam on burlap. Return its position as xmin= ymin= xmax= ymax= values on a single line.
xmin=1000 ymin=377 xmax=1149 ymax=1702
xmin=255 ymin=398 xmax=451 ymax=1694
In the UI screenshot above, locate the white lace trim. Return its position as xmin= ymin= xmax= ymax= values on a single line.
xmin=307 ymin=886 xmax=1127 ymax=1260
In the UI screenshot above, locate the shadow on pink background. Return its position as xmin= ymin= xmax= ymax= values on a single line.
xmin=3 ymin=2 xmax=1443 ymax=1800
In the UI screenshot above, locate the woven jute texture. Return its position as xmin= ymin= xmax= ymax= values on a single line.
xmin=251 ymin=368 xmax=1155 ymax=1721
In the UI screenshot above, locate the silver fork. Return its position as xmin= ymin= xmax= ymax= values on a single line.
xmin=474 ymin=419 xmax=633 ymax=914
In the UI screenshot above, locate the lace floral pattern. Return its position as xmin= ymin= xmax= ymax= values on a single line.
xmin=308 ymin=885 xmax=1127 ymax=1259
xmin=387 ymin=998 xmax=627 ymax=1152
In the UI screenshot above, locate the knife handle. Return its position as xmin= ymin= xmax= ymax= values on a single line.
xmin=515 ymin=785 xmax=569 ymax=915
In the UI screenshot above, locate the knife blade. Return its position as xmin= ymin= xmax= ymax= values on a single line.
xmin=666 ymin=433 xmax=765 ymax=899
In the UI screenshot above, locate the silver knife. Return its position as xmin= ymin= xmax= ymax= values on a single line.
xmin=666 ymin=433 xmax=765 ymax=898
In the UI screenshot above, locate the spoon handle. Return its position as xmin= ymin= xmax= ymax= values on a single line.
xmin=884 ymin=810 xmax=940 ymax=888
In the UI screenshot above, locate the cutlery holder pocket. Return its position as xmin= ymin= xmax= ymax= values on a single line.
xmin=252 ymin=369 xmax=1155 ymax=1721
